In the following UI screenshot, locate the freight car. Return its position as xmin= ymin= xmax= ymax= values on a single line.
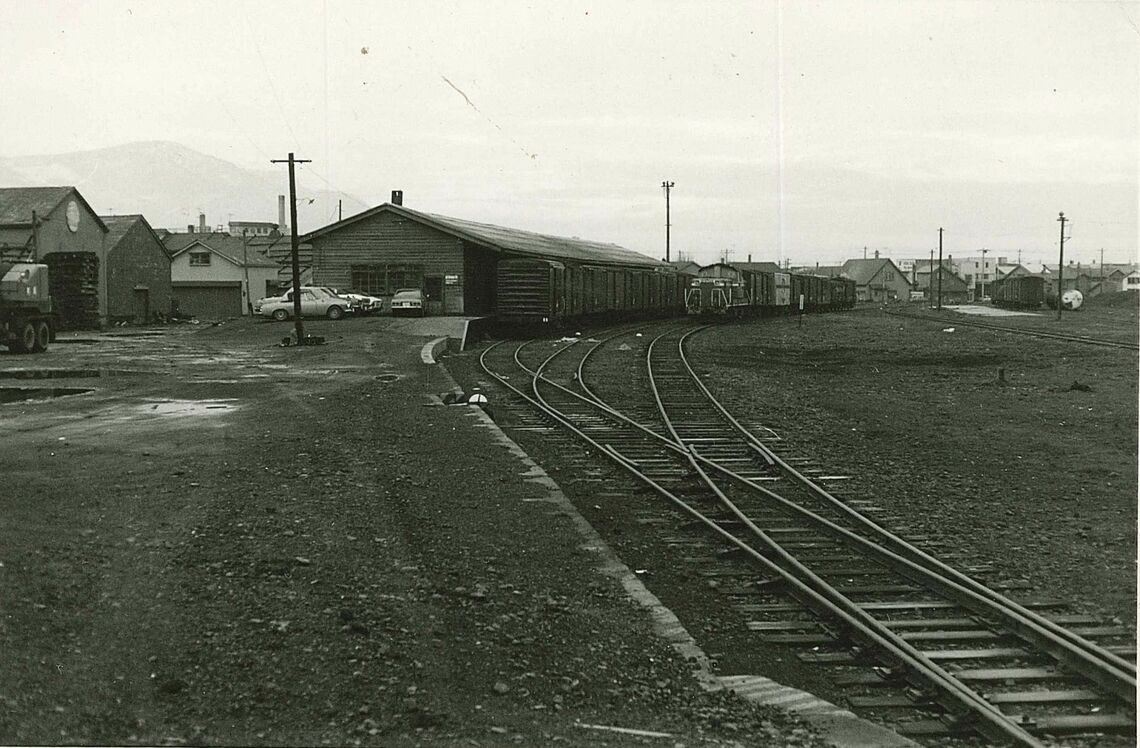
xmin=993 ymin=275 xmax=1044 ymax=310
xmin=496 ymin=256 xmax=688 ymax=326
xmin=686 ymin=263 xmax=855 ymax=317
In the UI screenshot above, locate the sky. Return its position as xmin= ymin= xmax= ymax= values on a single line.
xmin=1 ymin=0 xmax=1137 ymax=267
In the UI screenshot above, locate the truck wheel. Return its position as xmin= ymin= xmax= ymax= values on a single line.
xmin=10 ymin=321 xmax=36 ymax=353
xmin=32 ymin=321 xmax=50 ymax=353
xmin=326 ymin=305 xmax=344 ymax=320
xmin=272 ymin=309 xmax=289 ymax=321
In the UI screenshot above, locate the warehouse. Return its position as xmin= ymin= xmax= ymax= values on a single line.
xmin=100 ymin=214 xmax=173 ymax=323
xmin=0 ymin=186 xmax=108 ymax=329
xmin=303 ymin=193 xmax=661 ymax=316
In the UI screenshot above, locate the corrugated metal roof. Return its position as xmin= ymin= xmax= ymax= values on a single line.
xmin=303 ymin=203 xmax=667 ymax=269
xmin=100 ymin=214 xmax=144 ymax=248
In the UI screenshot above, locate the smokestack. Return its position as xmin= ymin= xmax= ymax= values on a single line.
xmin=874 ymin=249 xmax=880 ymax=259
xmin=391 ymin=190 xmax=403 ymax=206
xmin=199 ymin=213 xmax=207 ymax=233
xmin=278 ymin=195 xmax=287 ymax=232
xmin=747 ymin=253 xmax=752 ymax=263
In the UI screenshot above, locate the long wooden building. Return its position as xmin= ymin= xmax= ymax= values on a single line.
xmin=301 ymin=193 xmax=663 ymax=317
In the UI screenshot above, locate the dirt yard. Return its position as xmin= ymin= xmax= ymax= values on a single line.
xmin=0 ymin=316 xmax=824 ymax=747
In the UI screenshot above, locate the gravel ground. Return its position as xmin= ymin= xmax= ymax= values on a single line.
xmin=0 ymin=317 xmax=827 ymax=747
xmin=688 ymin=306 xmax=1137 ymax=627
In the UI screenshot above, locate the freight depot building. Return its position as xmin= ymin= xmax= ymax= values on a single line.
xmin=303 ymin=195 xmax=663 ymax=316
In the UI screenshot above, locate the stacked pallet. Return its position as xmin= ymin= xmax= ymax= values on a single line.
xmin=44 ymin=252 xmax=100 ymax=330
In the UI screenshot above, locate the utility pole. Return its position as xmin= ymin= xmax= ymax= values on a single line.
xmin=661 ymin=180 xmax=674 ymax=262
xmin=271 ymin=152 xmax=312 ymax=344
xmin=338 ymin=199 xmax=343 ymax=222
xmin=1056 ymin=212 xmax=1066 ymax=320
xmin=937 ymin=228 xmax=944 ymax=310
xmin=30 ymin=210 xmax=40 ymax=261
xmin=980 ymin=248 xmax=989 ymax=302
xmin=1100 ymin=248 xmax=1104 ymax=284
xmin=929 ymin=248 xmax=934 ymax=308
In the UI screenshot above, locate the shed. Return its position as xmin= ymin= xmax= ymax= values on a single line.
xmin=0 ymin=186 xmax=108 ymax=328
xmin=100 ymin=215 xmax=173 ymax=323
xmin=302 ymin=201 xmax=664 ymax=316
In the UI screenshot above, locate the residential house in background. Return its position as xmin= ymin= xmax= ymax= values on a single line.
xmin=99 ymin=214 xmax=172 ymax=323
xmin=0 ymin=186 xmax=108 ymax=329
xmin=164 ymin=232 xmax=281 ymax=319
xmin=839 ymin=255 xmax=912 ymax=302
xmin=912 ymin=262 xmax=970 ymax=305
xmin=1125 ymin=271 xmax=1140 ymax=291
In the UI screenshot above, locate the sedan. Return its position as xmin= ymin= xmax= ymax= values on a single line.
xmin=254 ymin=287 xmax=351 ymax=321
xmin=389 ymin=288 xmax=425 ymax=317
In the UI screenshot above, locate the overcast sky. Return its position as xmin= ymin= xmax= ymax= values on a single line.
xmin=2 ymin=0 xmax=1136 ymax=266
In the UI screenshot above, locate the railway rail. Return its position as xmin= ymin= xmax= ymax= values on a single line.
xmin=477 ymin=322 xmax=1135 ymax=745
xmin=884 ymin=308 xmax=1140 ymax=350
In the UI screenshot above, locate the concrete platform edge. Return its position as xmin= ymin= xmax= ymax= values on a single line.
xmin=434 ymin=360 xmax=917 ymax=748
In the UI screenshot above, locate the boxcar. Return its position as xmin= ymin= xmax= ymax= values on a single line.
xmin=497 ymin=256 xmax=687 ymax=326
xmin=993 ymin=275 xmax=1044 ymax=310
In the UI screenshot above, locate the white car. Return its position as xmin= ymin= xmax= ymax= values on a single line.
xmin=390 ymin=288 xmax=425 ymax=317
xmin=331 ymin=289 xmax=385 ymax=315
xmin=254 ymin=287 xmax=352 ymax=321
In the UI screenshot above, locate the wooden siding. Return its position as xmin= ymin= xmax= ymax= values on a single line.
xmin=107 ymin=220 xmax=172 ymax=322
xmin=310 ymin=211 xmax=473 ymax=313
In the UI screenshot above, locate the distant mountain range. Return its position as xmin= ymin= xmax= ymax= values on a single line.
xmin=0 ymin=141 xmax=369 ymax=234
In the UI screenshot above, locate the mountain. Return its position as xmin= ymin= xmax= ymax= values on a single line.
xmin=0 ymin=141 xmax=368 ymax=234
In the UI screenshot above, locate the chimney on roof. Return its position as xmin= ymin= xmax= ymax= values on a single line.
xmin=199 ymin=213 xmax=207 ymax=233
xmin=391 ymin=190 xmax=403 ymax=206
xmin=278 ymin=195 xmax=287 ymax=232
xmin=188 ymin=224 xmax=195 ymax=233
xmin=874 ymin=249 xmax=880 ymax=259
xmin=747 ymin=253 xmax=752 ymax=263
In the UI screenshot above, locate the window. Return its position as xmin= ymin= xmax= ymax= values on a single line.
xmin=189 ymin=252 xmax=211 ymax=266
xmin=350 ymin=264 xmax=424 ymax=294
xmin=884 ymin=271 xmax=894 ymax=281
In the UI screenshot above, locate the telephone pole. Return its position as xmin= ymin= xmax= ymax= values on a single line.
xmin=662 ymin=180 xmax=674 ymax=262
xmin=928 ymin=248 xmax=934 ymax=308
xmin=937 ymin=228 xmax=944 ymax=310
xmin=979 ymin=248 xmax=989 ymax=302
xmin=1056 ymin=212 xmax=1067 ymax=320
xmin=271 ymin=152 xmax=312 ymax=344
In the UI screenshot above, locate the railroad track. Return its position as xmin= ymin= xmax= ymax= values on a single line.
xmin=478 ymin=324 xmax=1135 ymax=745
xmin=884 ymin=308 xmax=1140 ymax=350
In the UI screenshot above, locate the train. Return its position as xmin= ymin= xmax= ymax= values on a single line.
xmin=495 ymin=256 xmax=689 ymax=326
xmin=685 ymin=262 xmax=856 ymax=317
xmin=992 ymin=275 xmax=1044 ymax=310
xmin=492 ymin=257 xmax=858 ymax=328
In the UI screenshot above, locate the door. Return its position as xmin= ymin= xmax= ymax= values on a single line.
xmin=424 ymin=276 xmax=444 ymax=316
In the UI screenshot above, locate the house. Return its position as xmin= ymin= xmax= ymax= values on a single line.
xmin=1125 ymin=271 xmax=1140 ymax=291
xmin=163 ymin=232 xmax=281 ymax=319
xmin=302 ymin=193 xmax=666 ymax=316
xmin=996 ymin=263 xmax=1032 ymax=281
xmin=99 ymin=215 xmax=172 ymax=323
xmin=912 ymin=263 xmax=970 ymax=304
xmin=0 ymin=186 xmax=108 ymax=329
xmin=839 ymin=256 xmax=912 ymax=302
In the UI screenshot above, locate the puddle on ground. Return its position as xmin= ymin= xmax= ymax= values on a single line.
xmin=0 ymin=368 xmax=104 ymax=379
xmin=0 ymin=387 xmax=94 ymax=404
xmin=375 ymin=374 xmax=401 ymax=383
xmin=135 ymin=399 xmax=240 ymax=417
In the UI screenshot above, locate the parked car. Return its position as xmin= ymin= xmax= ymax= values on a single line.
xmin=331 ymin=289 xmax=385 ymax=315
xmin=254 ymin=287 xmax=352 ymax=321
xmin=390 ymin=288 xmax=425 ymax=317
